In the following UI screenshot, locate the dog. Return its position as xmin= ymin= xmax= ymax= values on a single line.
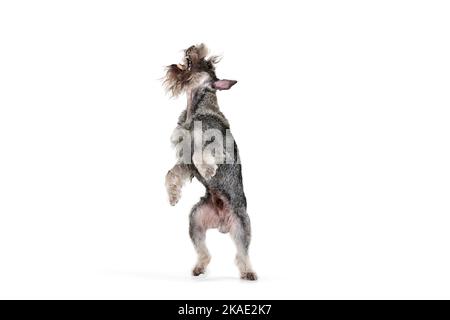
xmin=163 ymin=44 xmax=257 ymax=280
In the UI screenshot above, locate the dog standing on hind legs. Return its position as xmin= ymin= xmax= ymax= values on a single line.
xmin=163 ymin=44 xmax=257 ymax=280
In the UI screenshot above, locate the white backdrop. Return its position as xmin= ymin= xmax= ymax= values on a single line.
xmin=1 ymin=1 xmax=449 ymax=299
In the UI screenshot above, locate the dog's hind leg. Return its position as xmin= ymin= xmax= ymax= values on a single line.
xmin=230 ymin=209 xmax=257 ymax=281
xmin=189 ymin=195 xmax=219 ymax=276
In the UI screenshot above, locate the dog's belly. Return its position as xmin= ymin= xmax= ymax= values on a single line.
xmin=195 ymin=191 xmax=236 ymax=233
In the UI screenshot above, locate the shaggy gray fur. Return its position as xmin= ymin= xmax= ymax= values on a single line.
xmin=164 ymin=44 xmax=256 ymax=280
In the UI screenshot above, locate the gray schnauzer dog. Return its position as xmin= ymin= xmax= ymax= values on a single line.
xmin=163 ymin=44 xmax=257 ymax=280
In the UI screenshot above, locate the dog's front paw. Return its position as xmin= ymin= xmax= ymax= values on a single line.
xmin=198 ymin=164 xmax=217 ymax=181
xmin=165 ymin=170 xmax=182 ymax=206
xmin=167 ymin=184 xmax=181 ymax=206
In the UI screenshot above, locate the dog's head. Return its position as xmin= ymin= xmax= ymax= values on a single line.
xmin=164 ymin=44 xmax=237 ymax=97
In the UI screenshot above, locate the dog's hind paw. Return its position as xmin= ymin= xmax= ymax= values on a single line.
xmin=192 ymin=266 xmax=206 ymax=276
xmin=240 ymin=272 xmax=258 ymax=281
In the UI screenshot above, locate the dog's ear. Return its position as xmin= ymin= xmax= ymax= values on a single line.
xmin=212 ymin=79 xmax=237 ymax=90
